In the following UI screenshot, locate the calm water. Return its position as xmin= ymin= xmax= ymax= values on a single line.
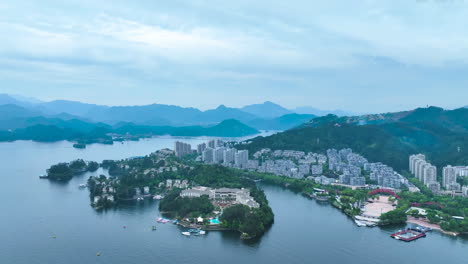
xmin=1 ymin=136 xmax=467 ymax=264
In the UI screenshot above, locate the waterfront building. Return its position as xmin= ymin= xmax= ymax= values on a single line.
xmin=180 ymin=187 xmax=259 ymax=208
xmin=314 ymin=176 xmax=334 ymax=185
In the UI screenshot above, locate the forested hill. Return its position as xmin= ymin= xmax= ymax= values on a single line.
xmin=240 ymin=107 xmax=468 ymax=172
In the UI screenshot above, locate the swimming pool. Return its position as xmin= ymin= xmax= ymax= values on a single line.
xmin=210 ymin=218 xmax=220 ymax=224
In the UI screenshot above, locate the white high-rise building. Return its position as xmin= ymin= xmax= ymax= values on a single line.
xmin=197 ymin=143 xmax=207 ymax=154
xmin=214 ymin=147 xmax=225 ymax=164
xmin=223 ymin=148 xmax=236 ymax=164
xmin=409 ymin=154 xmax=425 ymax=174
xmin=235 ymin=150 xmax=249 ymax=168
xmin=416 ymin=161 xmax=428 ymax=181
xmin=423 ymin=165 xmax=437 ymax=185
xmin=443 ymin=165 xmax=457 ymax=189
xmin=207 ymin=140 xmax=216 ymax=148
xmin=202 ymin=148 xmax=215 ymax=164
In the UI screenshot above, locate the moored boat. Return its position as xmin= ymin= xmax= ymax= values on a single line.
xmin=354 ymin=220 xmax=367 ymax=227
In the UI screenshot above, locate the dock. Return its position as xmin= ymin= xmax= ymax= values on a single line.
xmin=391 ymin=228 xmax=426 ymax=242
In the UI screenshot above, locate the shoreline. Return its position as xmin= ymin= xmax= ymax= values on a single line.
xmin=406 ymin=217 xmax=459 ymax=236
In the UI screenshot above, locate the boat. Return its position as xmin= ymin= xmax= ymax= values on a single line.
xmin=181 ymin=232 xmax=191 ymax=236
xmin=78 ymin=184 xmax=87 ymax=189
xmin=187 ymin=228 xmax=206 ymax=235
xmin=153 ymin=195 xmax=162 ymax=200
xmin=156 ymin=217 xmax=170 ymax=223
xmin=39 ymin=174 xmax=49 ymax=179
xmin=137 ymin=197 xmax=144 ymax=201
xmin=354 ymin=220 xmax=367 ymax=227
xmin=151 ymin=226 xmax=157 ymax=231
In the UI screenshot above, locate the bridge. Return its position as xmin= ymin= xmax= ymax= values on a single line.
xmin=410 ymin=202 xmax=444 ymax=209
xmin=368 ymin=188 xmax=401 ymax=199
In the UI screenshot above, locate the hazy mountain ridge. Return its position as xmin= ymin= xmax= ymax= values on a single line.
xmin=0 ymin=94 xmax=323 ymax=130
xmin=241 ymin=101 xmax=292 ymax=119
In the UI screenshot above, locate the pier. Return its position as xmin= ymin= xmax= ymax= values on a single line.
xmin=391 ymin=228 xmax=426 ymax=242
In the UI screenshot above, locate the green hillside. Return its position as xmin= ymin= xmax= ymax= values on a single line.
xmin=240 ymin=108 xmax=468 ymax=172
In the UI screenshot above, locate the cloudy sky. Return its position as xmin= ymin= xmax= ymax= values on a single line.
xmin=1 ymin=0 xmax=467 ymax=112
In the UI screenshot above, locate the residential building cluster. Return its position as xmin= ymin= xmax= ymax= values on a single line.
xmin=366 ymin=162 xmax=405 ymax=189
xmin=200 ymin=145 xmax=249 ymax=169
xmin=196 ymin=139 xmax=406 ymax=189
xmin=174 ymin=140 xmax=408 ymax=189
xmin=180 ymin=186 xmax=260 ymax=208
xmin=409 ymin=154 xmax=468 ymax=195
xmin=159 ymin=179 xmax=190 ymax=189
xmin=409 ymin=154 xmax=440 ymax=193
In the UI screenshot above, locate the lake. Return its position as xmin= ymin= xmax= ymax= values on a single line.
xmin=1 ymin=136 xmax=467 ymax=264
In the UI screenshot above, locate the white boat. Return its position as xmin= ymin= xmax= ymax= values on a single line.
xmin=137 ymin=197 xmax=144 ymax=201
xmin=354 ymin=220 xmax=366 ymax=227
xmin=153 ymin=195 xmax=162 ymax=200
xmin=78 ymin=184 xmax=87 ymax=189
xmin=199 ymin=230 xmax=206 ymax=235
xmin=181 ymin=232 xmax=191 ymax=236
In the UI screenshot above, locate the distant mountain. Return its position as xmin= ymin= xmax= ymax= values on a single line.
xmin=84 ymin=103 xmax=196 ymax=125
xmin=114 ymin=119 xmax=259 ymax=138
xmin=0 ymin=93 xmax=353 ymax=127
xmin=37 ymin=100 xmax=107 ymax=116
xmin=0 ymin=104 xmax=42 ymax=120
xmin=195 ymin=105 xmax=258 ymax=124
xmin=247 ymin=113 xmax=315 ymax=131
xmin=203 ymin=119 xmax=259 ymax=137
xmin=0 ymin=94 xmax=39 ymax=108
xmin=0 ymin=115 xmax=259 ymax=143
xmin=8 ymin=94 xmax=43 ymax=104
xmin=292 ymin=106 xmax=354 ymax=117
xmin=241 ymin=101 xmax=292 ymax=119
xmin=240 ymin=107 xmax=468 ymax=172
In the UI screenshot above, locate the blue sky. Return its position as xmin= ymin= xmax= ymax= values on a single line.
xmin=1 ymin=0 xmax=467 ymax=112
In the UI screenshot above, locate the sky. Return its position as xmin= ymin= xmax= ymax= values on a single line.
xmin=0 ymin=0 xmax=468 ymax=112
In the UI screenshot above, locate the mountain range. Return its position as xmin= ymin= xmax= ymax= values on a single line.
xmin=1 ymin=93 xmax=345 ymax=144
xmin=0 ymin=93 xmax=355 ymax=127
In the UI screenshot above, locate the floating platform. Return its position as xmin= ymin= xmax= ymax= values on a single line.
xmin=391 ymin=228 xmax=426 ymax=242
